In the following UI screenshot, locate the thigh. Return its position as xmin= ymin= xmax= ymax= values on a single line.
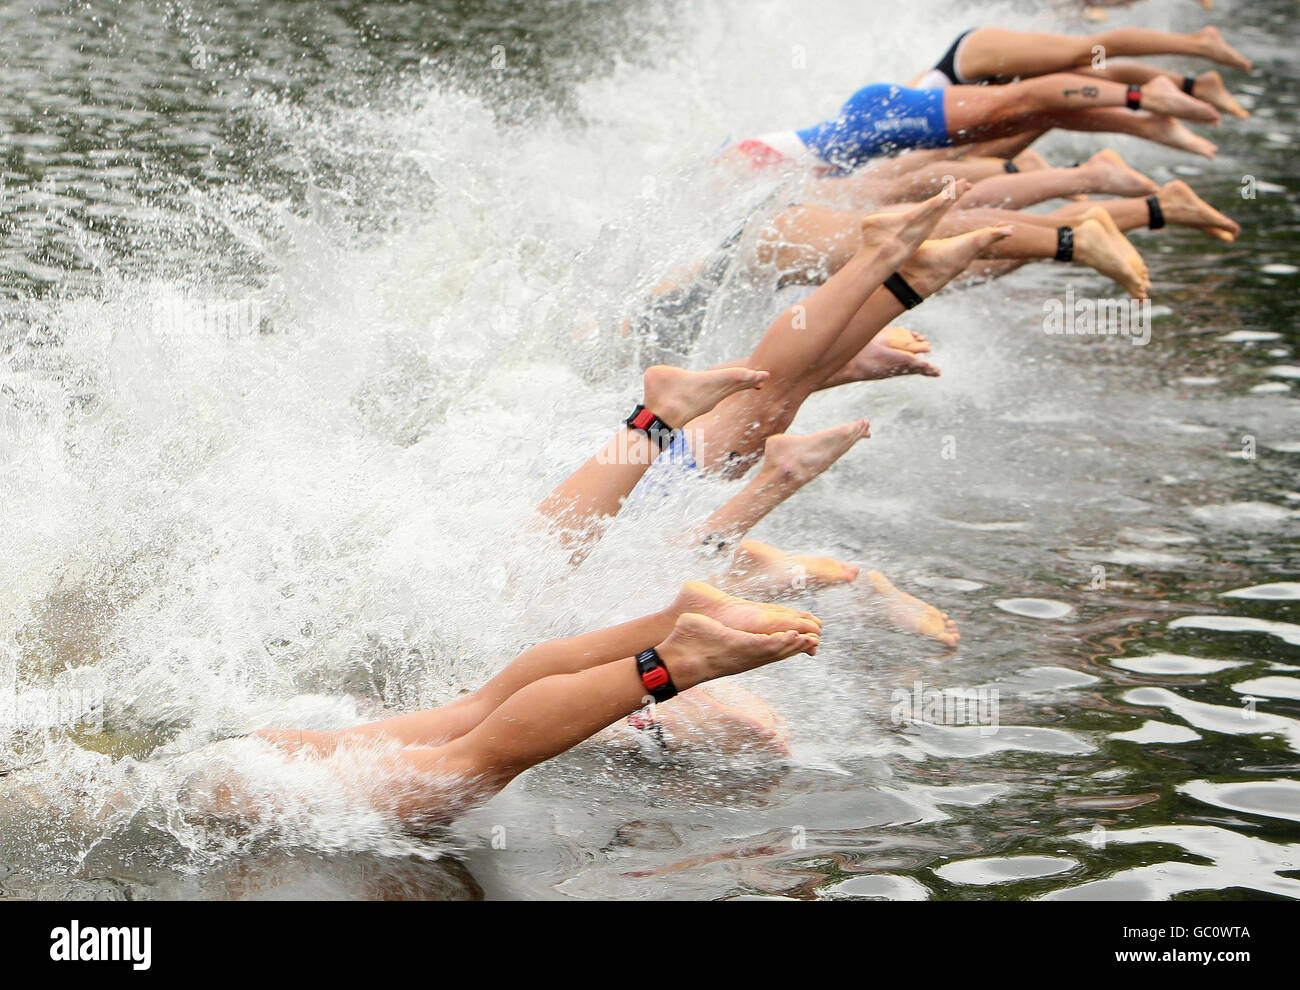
xmin=959 ymin=27 xmax=1090 ymax=81
xmin=757 ymin=203 xmax=871 ymax=277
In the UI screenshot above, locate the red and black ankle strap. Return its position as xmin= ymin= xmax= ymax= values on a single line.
xmin=635 ymin=647 xmax=678 ymax=703
xmin=1055 ymin=226 xmax=1074 ymax=263
xmin=1126 ymin=84 xmax=1142 ymax=111
xmin=1146 ymin=195 xmax=1166 ymax=230
xmin=625 ymin=404 xmax=677 ymax=450
xmin=884 ymin=272 xmax=925 ymax=310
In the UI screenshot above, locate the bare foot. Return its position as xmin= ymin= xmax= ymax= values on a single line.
xmin=1194 ymin=25 xmax=1251 ymax=72
xmin=758 ymin=418 xmax=872 ymax=487
xmin=672 ymin=580 xmax=823 ymax=637
xmin=725 ymin=539 xmax=861 ymax=598
xmin=860 ymin=183 xmax=972 ymax=264
xmin=642 ymin=364 xmax=768 ymax=428
xmin=1158 ymin=179 xmax=1240 ymax=242
xmin=1142 ymin=114 xmax=1217 ymax=159
xmin=1082 ymin=149 xmax=1159 ymax=197
xmin=880 ymin=325 xmax=930 ymax=353
xmin=863 ymin=570 xmax=960 ymax=647
xmin=1141 ymin=114 xmax=1218 ymax=158
xmin=1140 ymin=76 xmax=1221 ymax=125
xmin=1071 ymin=212 xmax=1151 ymax=300
xmin=1192 ymin=70 xmax=1250 ymax=119
xmin=894 ymin=224 xmax=1016 ymax=296
xmin=824 ymin=330 xmax=940 ymax=387
xmin=655 ymin=612 xmax=820 ymax=690
xmin=1078 ymin=206 xmax=1147 ymax=276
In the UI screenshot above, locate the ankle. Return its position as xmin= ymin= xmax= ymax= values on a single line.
xmin=852 ymin=237 xmax=906 ymax=278
xmin=756 ymin=445 xmax=803 ymax=486
xmin=640 ymin=388 xmax=687 ymax=429
xmin=895 ymin=256 xmax=938 ymax=296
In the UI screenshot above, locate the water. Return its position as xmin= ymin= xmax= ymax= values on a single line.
xmin=1 ymin=0 xmax=1298 ymax=900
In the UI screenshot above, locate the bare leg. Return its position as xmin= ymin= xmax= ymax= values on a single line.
xmin=536 ymin=364 xmax=767 ymax=552
xmin=812 ymin=225 xmax=1016 ymax=379
xmin=1051 ymin=178 xmax=1241 ymax=242
xmin=379 ymin=611 xmax=821 ymax=824
xmin=257 ymin=583 xmax=821 ymax=755
xmin=1074 ymin=64 xmax=1250 ymax=119
xmin=754 ymin=188 xmax=961 ymax=282
xmin=818 ymin=157 xmax=1006 ymax=208
xmin=1186 ymin=70 xmax=1249 ymax=119
xmin=841 ymin=146 xmax=977 ymax=178
xmin=687 ymin=226 xmax=1013 ymax=478
xmin=957 ymin=149 xmax=1157 ymax=209
xmin=1011 ymin=149 xmax=1051 ymax=172
xmin=692 ymin=419 xmax=873 ymax=547
xmin=823 ymin=150 xmax=1154 ymax=210
xmin=637 ymin=686 xmax=792 ymax=756
xmin=813 ymin=143 xmax=1159 ymax=210
xmin=816 ymin=327 xmax=940 ymax=390
xmin=722 ymin=541 xmax=960 ymax=647
xmin=723 ymin=540 xmax=861 ymax=598
xmin=1027 ymin=105 xmax=1218 ymax=158
xmin=962 ymin=256 xmax=1031 ymax=281
xmin=713 ymin=322 xmax=942 ymax=393
xmin=684 ymin=191 xmax=967 ymax=473
xmin=942 ymin=73 xmax=1220 ymax=145
xmin=934 ymin=206 xmax=1150 ymax=298
xmin=955 ymin=130 xmax=1052 ymax=161
xmin=954 ymin=25 xmax=1250 ymax=80
xmin=707 ymin=225 xmax=1013 ymax=474
xmin=860 ymin=571 xmax=961 ymax=647
xmin=760 ymin=198 xmax=1149 ymax=300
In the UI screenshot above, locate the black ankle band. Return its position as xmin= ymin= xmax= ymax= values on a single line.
xmin=1003 ymin=160 xmax=1020 ymax=174
xmin=1055 ymin=226 xmax=1074 ymax=263
xmin=1146 ymin=194 xmax=1166 ymax=230
xmin=1182 ymin=75 xmax=1197 ymax=96
xmin=625 ymin=404 xmax=677 ymax=450
xmin=1126 ymin=84 xmax=1142 ymax=111
xmin=884 ymin=272 xmax=925 ymax=310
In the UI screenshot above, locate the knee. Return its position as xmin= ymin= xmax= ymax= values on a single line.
xmin=757 ymin=204 xmax=832 ymax=269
